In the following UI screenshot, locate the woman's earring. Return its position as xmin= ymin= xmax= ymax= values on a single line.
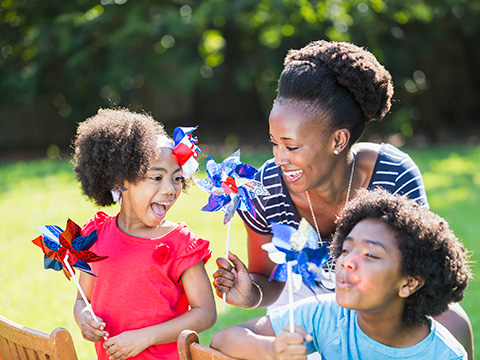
xmin=333 ymin=149 xmax=340 ymax=155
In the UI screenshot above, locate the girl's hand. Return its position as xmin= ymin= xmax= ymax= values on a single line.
xmin=272 ymin=326 xmax=312 ymax=360
xmin=212 ymin=252 xmax=257 ymax=307
xmin=76 ymin=307 xmax=108 ymax=342
xmin=103 ymin=330 xmax=148 ymax=360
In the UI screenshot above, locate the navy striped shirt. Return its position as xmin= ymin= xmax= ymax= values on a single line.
xmin=238 ymin=143 xmax=428 ymax=236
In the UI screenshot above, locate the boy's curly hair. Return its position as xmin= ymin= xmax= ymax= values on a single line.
xmin=277 ymin=40 xmax=394 ymax=144
xmin=331 ymin=188 xmax=472 ymax=325
xmin=73 ymin=108 xmax=186 ymax=207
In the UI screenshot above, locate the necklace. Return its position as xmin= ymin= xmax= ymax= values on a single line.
xmin=305 ymin=155 xmax=356 ymax=246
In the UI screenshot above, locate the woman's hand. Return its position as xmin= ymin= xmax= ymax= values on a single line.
xmin=212 ymin=252 xmax=258 ymax=307
xmin=272 ymin=326 xmax=312 ymax=360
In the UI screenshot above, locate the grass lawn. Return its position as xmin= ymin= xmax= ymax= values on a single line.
xmin=0 ymin=145 xmax=479 ymax=359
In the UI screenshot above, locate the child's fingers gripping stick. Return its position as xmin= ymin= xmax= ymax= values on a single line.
xmin=273 ymin=326 xmax=312 ymax=360
xmin=80 ymin=310 xmax=108 ymax=342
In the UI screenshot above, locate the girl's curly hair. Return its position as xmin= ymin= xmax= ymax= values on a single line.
xmin=277 ymin=40 xmax=394 ymax=144
xmin=331 ymin=188 xmax=472 ymax=325
xmin=73 ymin=108 xmax=170 ymax=207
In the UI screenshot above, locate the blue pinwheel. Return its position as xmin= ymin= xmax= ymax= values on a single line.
xmin=195 ymin=150 xmax=269 ymax=310
xmin=195 ymin=150 xmax=269 ymax=225
xmin=262 ymin=218 xmax=330 ymax=294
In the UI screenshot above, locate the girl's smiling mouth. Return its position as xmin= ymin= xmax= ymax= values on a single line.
xmin=151 ymin=202 xmax=171 ymax=219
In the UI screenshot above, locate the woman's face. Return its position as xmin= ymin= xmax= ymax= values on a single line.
xmin=269 ymin=100 xmax=335 ymax=192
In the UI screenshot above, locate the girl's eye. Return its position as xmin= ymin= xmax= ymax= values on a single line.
xmin=365 ymin=253 xmax=380 ymax=260
xmin=173 ymin=176 xmax=184 ymax=182
xmin=151 ymin=176 xmax=162 ymax=181
xmin=341 ymin=248 xmax=350 ymax=255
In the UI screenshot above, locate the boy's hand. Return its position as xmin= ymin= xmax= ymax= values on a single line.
xmin=272 ymin=326 xmax=313 ymax=360
xmin=103 ymin=330 xmax=149 ymax=360
xmin=77 ymin=307 xmax=108 ymax=342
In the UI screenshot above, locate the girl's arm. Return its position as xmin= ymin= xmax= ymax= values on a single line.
xmin=104 ymin=260 xmax=216 ymax=360
xmin=213 ymin=224 xmax=285 ymax=308
xmin=73 ymin=272 xmax=108 ymax=342
xmin=211 ymin=316 xmax=311 ymax=360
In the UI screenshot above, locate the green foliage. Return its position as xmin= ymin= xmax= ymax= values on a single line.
xmin=1 ymin=0 xmax=479 ymax=147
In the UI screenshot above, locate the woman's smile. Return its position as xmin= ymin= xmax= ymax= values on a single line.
xmin=283 ymin=169 xmax=303 ymax=183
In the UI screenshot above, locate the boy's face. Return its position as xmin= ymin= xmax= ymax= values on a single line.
xmin=121 ymin=147 xmax=183 ymax=229
xmin=335 ymin=217 xmax=408 ymax=313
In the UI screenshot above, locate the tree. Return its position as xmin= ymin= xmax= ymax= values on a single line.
xmin=1 ymin=0 xmax=479 ymax=151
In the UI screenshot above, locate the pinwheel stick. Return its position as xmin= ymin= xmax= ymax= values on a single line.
xmin=64 ymin=254 xmax=107 ymax=340
xmin=222 ymin=220 xmax=233 ymax=311
xmin=287 ymin=260 xmax=296 ymax=333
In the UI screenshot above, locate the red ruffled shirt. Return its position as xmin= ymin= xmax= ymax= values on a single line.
xmin=82 ymin=211 xmax=211 ymax=360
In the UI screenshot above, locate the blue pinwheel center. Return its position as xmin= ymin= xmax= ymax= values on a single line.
xmin=263 ymin=219 xmax=331 ymax=294
xmin=195 ymin=150 xmax=269 ymax=225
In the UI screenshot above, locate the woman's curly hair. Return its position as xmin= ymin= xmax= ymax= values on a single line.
xmin=277 ymin=40 xmax=394 ymax=144
xmin=73 ymin=108 xmax=169 ymax=207
xmin=331 ymin=188 xmax=472 ymax=325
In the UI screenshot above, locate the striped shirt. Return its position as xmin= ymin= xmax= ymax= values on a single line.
xmin=238 ymin=143 xmax=428 ymax=237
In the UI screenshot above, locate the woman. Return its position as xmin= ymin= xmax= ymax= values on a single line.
xmin=212 ymin=40 xmax=473 ymax=358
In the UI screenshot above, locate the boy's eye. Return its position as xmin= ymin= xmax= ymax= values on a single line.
xmin=269 ymin=139 xmax=278 ymax=147
xmin=173 ymin=176 xmax=184 ymax=182
xmin=286 ymin=146 xmax=299 ymax=151
xmin=151 ymin=176 xmax=162 ymax=181
xmin=341 ymin=248 xmax=350 ymax=255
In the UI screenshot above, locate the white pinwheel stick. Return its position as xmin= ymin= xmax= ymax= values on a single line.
xmin=287 ymin=260 xmax=297 ymax=334
xmin=222 ymin=219 xmax=232 ymax=311
xmin=63 ymin=254 xmax=107 ymax=340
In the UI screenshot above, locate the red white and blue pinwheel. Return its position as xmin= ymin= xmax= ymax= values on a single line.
xmin=171 ymin=126 xmax=201 ymax=178
xmin=262 ymin=218 xmax=330 ymax=294
xmin=32 ymin=219 xmax=107 ymax=279
xmin=32 ymin=219 xmax=108 ymax=336
xmin=195 ymin=150 xmax=269 ymax=309
xmin=195 ymin=150 xmax=269 ymax=225
xmin=262 ymin=218 xmax=330 ymax=332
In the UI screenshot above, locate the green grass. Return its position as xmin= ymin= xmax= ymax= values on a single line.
xmin=0 ymin=145 xmax=479 ymax=359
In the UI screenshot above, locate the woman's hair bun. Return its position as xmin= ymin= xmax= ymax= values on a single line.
xmin=284 ymin=40 xmax=394 ymax=122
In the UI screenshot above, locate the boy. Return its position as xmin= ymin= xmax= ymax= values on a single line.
xmin=211 ymin=188 xmax=471 ymax=359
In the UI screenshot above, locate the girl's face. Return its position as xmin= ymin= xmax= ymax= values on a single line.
xmin=268 ymin=100 xmax=337 ymax=192
xmin=121 ymin=147 xmax=183 ymax=230
xmin=335 ymin=218 xmax=408 ymax=314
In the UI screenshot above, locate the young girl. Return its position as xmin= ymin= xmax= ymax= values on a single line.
xmin=72 ymin=108 xmax=216 ymax=360
xmin=211 ymin=188 xmax=471 ymax=359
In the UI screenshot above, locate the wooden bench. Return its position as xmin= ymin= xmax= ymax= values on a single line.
xmin=0 ymin=314 xmax=78 ymax=360
xmin=178 ymin=330 xmax=237 ymax=360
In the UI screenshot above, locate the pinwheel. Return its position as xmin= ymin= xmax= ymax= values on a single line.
xmin=171 ymin=126 xmax=201 ymax=178
xmin=32 ymin=219 xmax=108 ymax=336
xmin=262 ymin=218 xmax=330 ymax=332
xmin=32 ymin=219 xmax=107 ymax=279
xmin=195 ymin=150 xmax=269 ymax=309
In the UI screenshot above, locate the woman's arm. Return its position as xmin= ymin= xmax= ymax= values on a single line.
xmin=213 ymin=224 xmax=285 ymax=308
xmin=246 ymin=225 xmax=286 ymax=307
xmin=103 ymin=261 xmax=216 ymax=360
